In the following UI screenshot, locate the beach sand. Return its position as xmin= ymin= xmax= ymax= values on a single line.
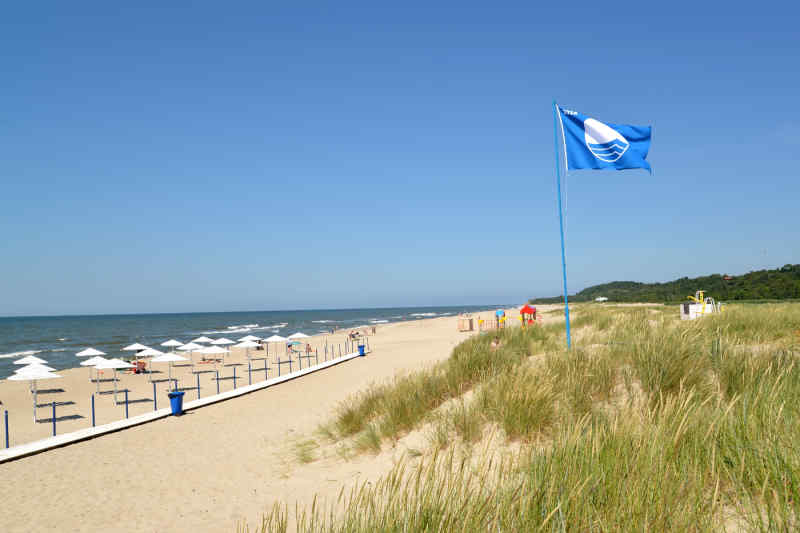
xmin=0 ymin=306 xmax=559 ymax=532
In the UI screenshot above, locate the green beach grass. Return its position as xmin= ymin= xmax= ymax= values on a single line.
xmin=244 ymin=303 xmax=800 ymax=532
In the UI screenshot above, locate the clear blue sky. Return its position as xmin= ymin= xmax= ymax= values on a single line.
xmin=2 ymin=2 xmax=798 ymax=316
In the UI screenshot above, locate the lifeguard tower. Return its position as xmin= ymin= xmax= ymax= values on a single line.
xmin=680 ymin=290 xmax=722 ymax=320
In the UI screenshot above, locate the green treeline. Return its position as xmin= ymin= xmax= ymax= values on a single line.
xmin=531 ymin=264 xmax=800 ymax=304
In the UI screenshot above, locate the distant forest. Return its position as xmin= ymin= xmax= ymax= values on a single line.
xmin=530 ymin=264 xmax=800 ymax=304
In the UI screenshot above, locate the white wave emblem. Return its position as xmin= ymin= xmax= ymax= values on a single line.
xmin=584 ymin=118 xmax=629 ymax=162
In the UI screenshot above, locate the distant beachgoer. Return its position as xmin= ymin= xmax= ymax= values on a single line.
xmin=490 ymin=337 xmax=500 ymax=350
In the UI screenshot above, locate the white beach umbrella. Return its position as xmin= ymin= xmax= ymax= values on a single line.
xmin=16 ymin=363 xmax=57 ymax=373
xmin=211 ymin=338 xmax=235 ymax=367
xmin=150 ymin=352 xmax=188 ymax=390
xmin=177 ymin=342 xmax=203 ymax=368
xmin=136 ymin=347 xmax=164 ymax=357
xmin=80 ymin=356 xmax=108 ymax=367
xmin=198 ymin=345 xmax=228 ymax=374
xmin=76 ymin=348 xmax=105 ymax=357
xmin=123 ymin=343 xmax=149 ymax=352
xmin=8 ymin=367 xmax=61 ymax=422
xmin=262 ymin=335 xmax=287 ymax=359
xmin=14 ymin=355 xmax=48 ymax=365
xmin=76 ymin=348 xmax=106 ymax=383
xmin=95 ymin=358 xmax=134 ymax=404
xmin=123 ymin=343 xmax=150 ymax=368
xmin=134 ymin=347 xmax=164 ymax=382
xmin=80 ymin=356 xmax=109 ymax=394
xmin=234 ymin=340 xmax=259 ymax=362
xmin=191 ymin=336 xmax=214 ymax=344
xmin=178 ymin=342 xmax=203 ymax=351
xmin=160 ymin=339 xmax=184 ymax=351
xmin=288 ymin=332 xmax=310 ymax=339
xmin=238 ymin=335 xmax=261 ymax=342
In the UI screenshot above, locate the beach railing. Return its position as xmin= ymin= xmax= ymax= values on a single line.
xmin=3 ymin=335 xmax=373 ymax=455
xmin=275 ymin=356 xmax=292 ymax=376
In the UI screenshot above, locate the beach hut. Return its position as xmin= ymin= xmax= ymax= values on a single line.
xmin=519 ymin=304 xmax=537 ymax=326
xmin=8 ymin=367 xmax=62 ymax=422
xmin=95 ymin=358 xmax=134 ymax=404
xmin=150 ymin=352 xmax=188 ymax=390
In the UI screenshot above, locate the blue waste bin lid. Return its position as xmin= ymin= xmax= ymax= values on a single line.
xmin=168 ymin=391 xmax=185 ymax=397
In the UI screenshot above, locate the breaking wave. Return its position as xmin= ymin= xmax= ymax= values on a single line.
xmin=0 ymin=350 xmax=43 ymax=359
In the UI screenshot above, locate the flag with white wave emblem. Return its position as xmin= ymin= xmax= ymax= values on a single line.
xmin=557 ymin=106 xmax=651 ymax=172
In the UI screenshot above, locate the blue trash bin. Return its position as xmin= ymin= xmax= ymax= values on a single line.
xmin=168 ymin=391 xmax=185 ymax=416
xmin=358 ymin=344 xmax=365 ymax=356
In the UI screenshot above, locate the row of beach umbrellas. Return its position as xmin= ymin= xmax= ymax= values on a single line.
xmin=4 ymin=332 xmax=315 ymax=422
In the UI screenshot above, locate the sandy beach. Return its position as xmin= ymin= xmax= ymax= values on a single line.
xmin=0 ymin=306 xmax=557 ymax=532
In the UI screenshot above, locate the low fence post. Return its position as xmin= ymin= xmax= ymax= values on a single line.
xmin=52 ymin=402 xmax=56 ymax=436
xmin=233 ymin=367 xmax=237 ymax=389
xmin=91 ymin=395 xmax=96 ymax=427
xmin=264 ymin=358 xmax=268 ymax=377
xmin=248 ymin=361 xmax=252 ymax=385
xmin=197 ymin=373 xmax=201 ymax=399
xmin=315 ymin=349 xmax=318 ymax=365
xmin=216 ymin=371 xmax=220 ymax=394
xmin=153 ymin=382 xmax=157 ymax=411
xmin=5 ymin=410 xmax=9 ymax=448
xmin=125 ymin=390 xmax=129 ymax=419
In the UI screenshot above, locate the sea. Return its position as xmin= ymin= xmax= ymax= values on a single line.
xmin=0 ymin=305 xmax=502 ymax=379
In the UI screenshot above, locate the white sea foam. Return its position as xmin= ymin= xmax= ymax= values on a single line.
xmin=50 ymin=348 xmax=68 ymax=352
xmin=0 ymin=350 xmax=43 ymax=359
xmin=410 ymin=312 xmax=437 ymax=317
xmin=58 ymin=338 xmax=68 ymax=341
xmin=369 ymin=319 xmax=389 ymax=324
xmin=312 ymin=320 xmax=336 ymax=324
xmin=200 ymin=323 xmax=286 ymax=335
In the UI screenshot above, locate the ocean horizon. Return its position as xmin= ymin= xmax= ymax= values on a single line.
xmin=0 ymin=304 xmax=507 ymax=378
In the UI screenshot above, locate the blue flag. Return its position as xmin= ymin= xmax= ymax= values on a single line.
xmin=557 ymin=106 xmax=651 ymax=172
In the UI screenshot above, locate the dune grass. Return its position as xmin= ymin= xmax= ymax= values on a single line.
xmin=322 ymin=322 xmax=557 ymax=446
xmin=246 ymin=302 xmax=800 ymax=532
